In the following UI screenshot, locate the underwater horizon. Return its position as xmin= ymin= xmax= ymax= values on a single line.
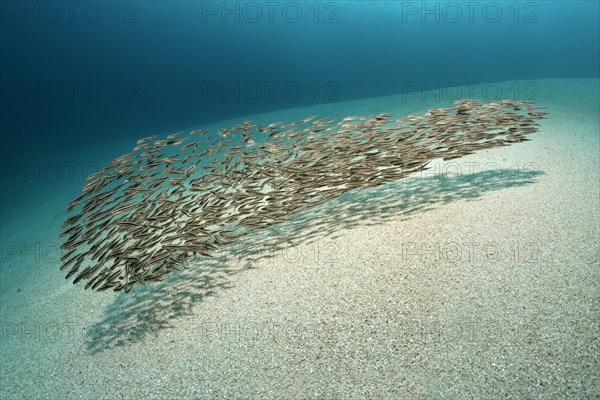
xmin=1 ymin=1 xmax=599 ymax=221
xmin=1 ymin=1 xmax=599 ymax=399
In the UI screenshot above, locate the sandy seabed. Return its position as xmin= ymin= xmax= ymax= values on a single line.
xmin=1 ymin=78 xmax=598 ymax=399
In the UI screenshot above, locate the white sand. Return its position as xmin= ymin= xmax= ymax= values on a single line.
xmin=1 ymin=78 xmax=598 ymax=399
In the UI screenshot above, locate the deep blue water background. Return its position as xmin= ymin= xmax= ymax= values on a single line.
xmin=0 ymin=1 xmax=598 ymax=223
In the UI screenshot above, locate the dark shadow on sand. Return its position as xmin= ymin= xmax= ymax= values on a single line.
xmin=85 ymin=168 xmax=543 ymax=354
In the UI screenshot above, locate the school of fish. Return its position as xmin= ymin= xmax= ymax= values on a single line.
xmin=59 ymin=99 xmax=547 ymax=293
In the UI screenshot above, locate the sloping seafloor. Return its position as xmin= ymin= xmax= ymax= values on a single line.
xmin=0 ymin=78 xmax=598 ymax=399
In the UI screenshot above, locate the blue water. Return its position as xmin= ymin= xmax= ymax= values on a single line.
xmin=0 ymin=1 xmax=598 ymax=222
xmin=1 ymin=1 xmax=598 ymax=153
xmin=0 ymin=1 xmax=598 ymax=233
